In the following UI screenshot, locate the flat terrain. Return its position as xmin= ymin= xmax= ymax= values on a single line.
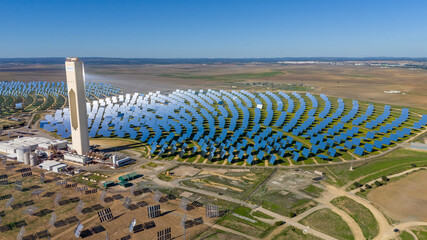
xmin=1 ymin=63 xmax=427 ymax=110
xmin=299 ymin=208 xmax=354 ymax=240
xmin=367 ymin=170 xmax=427 ymax=222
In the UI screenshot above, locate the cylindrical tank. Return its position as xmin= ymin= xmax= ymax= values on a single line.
xmin=23 ymin=151 xmax=30 ymax=165
xmin=30 ymin=153 xmax=38 ymax=166
xmin=16 ymin=148 xmax=25 ymax=162
xmin=112 ymin=155 xmax=117 ymax=165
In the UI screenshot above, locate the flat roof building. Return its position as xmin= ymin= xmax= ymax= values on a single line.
xmin=63 ymin=152 xmax=90 ymax=164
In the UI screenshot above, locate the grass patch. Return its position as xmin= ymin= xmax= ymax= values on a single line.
xmin=218 ymin=206 xmax=278 ymax=238
xmin=252 ymin=210 xmax=275 ymax=219
xmin=399 ymin=231 xmax=415 ymax=240
xmin=272 ymin=226 xmax=322 ymax=240
xmin=301 ymin=185 xmax=324 ymax=198
xmin=181 ymin=169 xmax=274 ymax=200
xmin=412 ymin=226 xmax=427 ymax=239
xmin=331 ymin=196 xmax=379 ymax=240
xmin=250 ymin=185 xmax=317 ymax=217
xmin=193 ymin=228 xmax=247 ymax=240
xmin=299 ymin=208 xmax=354 ymax=240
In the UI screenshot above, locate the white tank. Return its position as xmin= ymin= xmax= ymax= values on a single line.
xmin=16 ymin=148 xmax=25 ymax=162
xmin=23 ymin=151 xmax=30 ymax=165
xmin=30 ymin=153 xmax=38 ymax=166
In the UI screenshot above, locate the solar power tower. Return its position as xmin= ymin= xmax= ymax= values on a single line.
xmin=65 ymin=57 xmax=90 ymax=155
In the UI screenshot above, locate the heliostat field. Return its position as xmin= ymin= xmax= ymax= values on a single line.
xmin=40 ymin=89 xmax=427 ymax=166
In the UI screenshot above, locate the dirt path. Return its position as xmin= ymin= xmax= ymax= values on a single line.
xmin=324 ymin=185 xmax=391 ymax=240
xmin=381 ymin=222 xmax=427 ymax=240
xmin=406 ymin=230 xmax=418 ymax=240
xmin=211 ymin=224 xmax=259 ymax=240
xmin=315 ymin=186 xmax=364 ymax=240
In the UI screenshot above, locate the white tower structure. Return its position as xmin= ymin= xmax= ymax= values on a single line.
xmin=65 ymin=57 xmax=90 ymax=155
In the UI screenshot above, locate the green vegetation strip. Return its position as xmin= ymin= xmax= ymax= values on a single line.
xmin=312 ymin=149 xmax=427 ymax=187
xmin=252 ymin=210 xmax=275 ymax=219
xmin=331 ymin=196 xmax=379 ymax=240
xmin=299 ymin=208 xmax=354 ymax=240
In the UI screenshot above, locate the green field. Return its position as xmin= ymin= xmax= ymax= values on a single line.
xmin=331 ymin=196 xmax=379 ymax=239
xmin=300 ymin=209 xmax=354 ymax=240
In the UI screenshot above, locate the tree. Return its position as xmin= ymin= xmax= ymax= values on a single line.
xmin=365 ymin=184 xmax=372 ymax=189
xmin=374 ymin=181 xmax=383 ymax=187
xmin=353 ymin=182 xmax=362 ymax=188
xmin=381 ymin=176 xmax=389 ymax=182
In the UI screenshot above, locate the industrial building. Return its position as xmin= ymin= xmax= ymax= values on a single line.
xmin=0 ymin=137 xmax=68 ymax=160
xmin=63 ymin=152 xmax=90 ymax=164
xmin=39 ymin=160 xmax=67 ymax=173
xmin=112 ymin=155 xmax=135 ymax=167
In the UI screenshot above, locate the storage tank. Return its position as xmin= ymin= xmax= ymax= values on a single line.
xmin=16 ymin=148 xmax=25 ymax=162
xmin=23 ymin=151 xmax=30 ymax=165
xmin=30 ymin=153 xmax=38 ymax=166
xmin=112 ymin=155 xmax=117 ymax=165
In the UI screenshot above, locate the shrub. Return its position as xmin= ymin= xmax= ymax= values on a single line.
xmin=275 ymin=221 xmax=285 ymax=226
xmin=374 ymin=181 xmax=383 ymax=187
xmin=353 ymin=182 xmax=362 ymax=188
xmin=365 ymin=184 xmax=372 ymax=189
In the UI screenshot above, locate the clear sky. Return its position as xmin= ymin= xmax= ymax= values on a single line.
xmin=1 ymin=0 xmax=426 ymax=58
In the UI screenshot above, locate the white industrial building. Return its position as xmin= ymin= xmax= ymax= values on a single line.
xmin=39 ymin=160 xmax=67 ymax=172
xmin=38 ymin=139 xmax=69 ymax=150
xmin=64 ymin=153 xmax=90 ymax=164
xmin=0 ymin=137 xmax=68 ymax=160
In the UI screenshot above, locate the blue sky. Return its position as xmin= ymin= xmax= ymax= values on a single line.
xmin=1 ymin=0 xmax=426 ymax=58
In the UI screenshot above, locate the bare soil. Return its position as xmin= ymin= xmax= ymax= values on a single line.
xmin=367 ymin=170 xmax=427 ymax=222
xmin=1 ymin=64 xmax=426 ymax=110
